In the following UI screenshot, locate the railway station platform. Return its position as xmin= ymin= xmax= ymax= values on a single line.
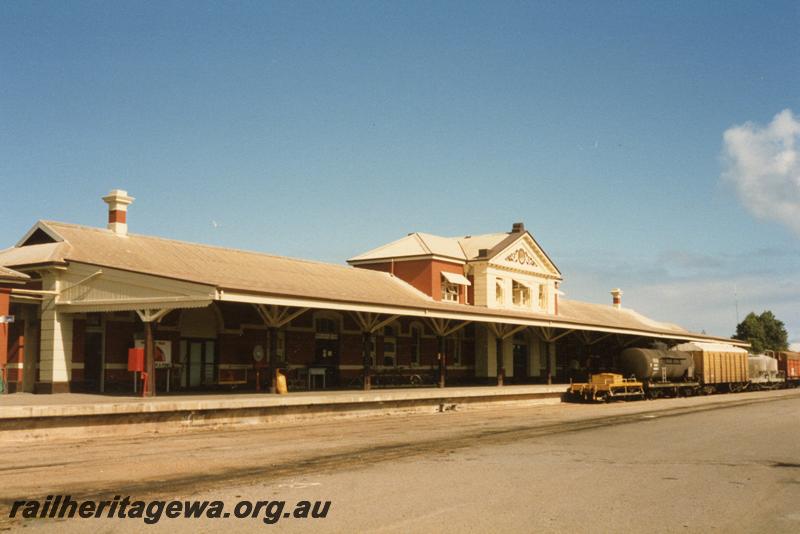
xmin=0 ymin=384 xmax=565 ymax=443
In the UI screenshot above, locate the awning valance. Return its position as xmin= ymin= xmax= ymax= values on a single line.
xmin=441 ymin=271 xmax=471 ymax=286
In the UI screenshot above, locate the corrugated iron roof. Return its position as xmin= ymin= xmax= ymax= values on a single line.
xmin=348 ymin=232 xmax=468 ymax=263
xmin=349 ymin=229 xmax=562 ymax=276
xmin=0 ymin=220 xmax=741 ymax=345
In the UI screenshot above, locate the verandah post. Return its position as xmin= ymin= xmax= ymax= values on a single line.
xmin=144 ymin=320 xmax=155 ymax=397
xmin=362 ymin=330 xmax=372 ymax=391
xmin=268 ymin=326 xmax=278 ymax=393
xmin=437 ymin=335 xmax=446 ymax=388
xmin=496 ymin=334 xmax=504 ymax=386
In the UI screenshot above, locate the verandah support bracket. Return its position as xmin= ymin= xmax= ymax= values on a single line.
xmin=426 ymin=319 xmax=470 ymax=389
xmin=350 ymin=312 xmax=401 ymax=391
xmin=487 ymin=323 xmax=529 ymax=386
xmin=253 ymin=305 xmax=309 ymax=393
xmin=133 ymin=308 xmax=175 ymax=398
xmin=534 ymin=327 xmax=574 ymax=385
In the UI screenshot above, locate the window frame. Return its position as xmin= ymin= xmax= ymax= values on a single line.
xmin=495 ymin=278 xmax=505 ymax=306
xmin=441 ymin=280 xmax=460 ymax=302
xmin=512 ymin=280 xmax=531 ymax=307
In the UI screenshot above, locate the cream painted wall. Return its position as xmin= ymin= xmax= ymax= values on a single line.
xmin=38 ymin=272 xmax=73 ymax=384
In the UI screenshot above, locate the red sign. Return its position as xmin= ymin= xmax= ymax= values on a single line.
xmin=127 ymin=347 xmax=145 ymax=372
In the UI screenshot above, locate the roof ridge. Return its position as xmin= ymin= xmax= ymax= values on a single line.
xmin=413 ymin=232 xmax=433 ymax=255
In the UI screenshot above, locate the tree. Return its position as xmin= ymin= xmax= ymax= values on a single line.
xmin=733 ymin=311 xmax=789 ymax=353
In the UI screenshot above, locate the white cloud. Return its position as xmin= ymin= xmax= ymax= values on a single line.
xmin=723 ymin=109 xmax=800 ymax=236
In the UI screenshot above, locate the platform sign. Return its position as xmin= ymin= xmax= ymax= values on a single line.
xmin=0 ymin=315 xmax=14 ymax=324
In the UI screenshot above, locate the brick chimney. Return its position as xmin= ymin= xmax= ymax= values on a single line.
xmin=511 ymin=222 xmax=525 ymax=233
xmin=610 ymin=288 xmax=623 ymax=309
xmin=102 ymin=189 xmax=134 ymax=236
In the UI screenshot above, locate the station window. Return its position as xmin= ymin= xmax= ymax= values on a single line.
xmin=495 ymin=278 xmax=505 ymax=306
xmin=512 ymin=280 xmax=531 ymax=307
xmin=538 ymin=284 xmax=548 ymax=310
xmin=382 ymin=325 xmax=397 ymax=367
xmin=315 ymin=317 xmax=338 ymax=334
xmin=441 ymin=280 xmax=459 ymax=302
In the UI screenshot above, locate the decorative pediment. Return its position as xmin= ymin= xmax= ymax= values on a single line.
xmin=489 ymin=234 xmax=561 ymax=278
xmin=504 ymin=248 xmax=537 ymax=267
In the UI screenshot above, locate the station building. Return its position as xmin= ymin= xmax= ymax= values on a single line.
xmin=0 ymin=190 xmax=744 ymax=395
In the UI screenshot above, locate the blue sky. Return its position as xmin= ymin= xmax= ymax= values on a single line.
xmin=2 ymin=1 xmax=798 ymax=343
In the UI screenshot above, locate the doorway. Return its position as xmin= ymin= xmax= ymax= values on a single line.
xmin=181 ymin=339 xmax=216 ymax=388
xmin=84 ymin=332 xmax=104 ymax=391
xmin=513 ymin=342 xmax=528 ymax=383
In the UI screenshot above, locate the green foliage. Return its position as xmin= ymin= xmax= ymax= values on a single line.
xmin=734 ymin=311 xmax=789 ymax=353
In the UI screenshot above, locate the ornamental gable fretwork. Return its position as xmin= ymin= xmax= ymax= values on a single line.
xmin=504 ymin=248 xmax=536 ymax=267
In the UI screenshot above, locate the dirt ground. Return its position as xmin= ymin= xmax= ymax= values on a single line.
xmin=3 ymin=389 xmax=799 ymax=533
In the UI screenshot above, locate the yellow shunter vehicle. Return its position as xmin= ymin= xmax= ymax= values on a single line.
xmin=566 ymin=373 xmax=645 ymax=402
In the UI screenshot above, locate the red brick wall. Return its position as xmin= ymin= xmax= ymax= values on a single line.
xmin=105 ymin=320 xmax=136 ymax=366
xmin=356 ymin=259 xmax=466 ymax=302
xmin=285 ymin=331 xmax=315 ymax=365
xmin=6 ymin=319 xmax=23 ymax=383
xmin=70 ymin=319 xmax=85 ymax=384
xmin=339 ymin=333 xmax=361 ymax=366
xmin=0 ymin=289 xmax=9 ymax=367
xmin=218 ymin=329 xmax=268 ymax=365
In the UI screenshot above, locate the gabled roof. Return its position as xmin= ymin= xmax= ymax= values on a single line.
xmin=0 ymin=221 xmax=437 ymax=308
xmin=15 ymin=221 xmax=65 ymax=247
xmin=457 ymin=233 xmax=509 ymax=260
xmin=349 ymin=227 xmax=562 ymax=276
xmin=348 ymin=232 xmax=468 ymax=263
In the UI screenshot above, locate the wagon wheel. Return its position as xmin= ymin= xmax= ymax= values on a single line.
xmin=409 ymin=374 xmax=423 ymax=386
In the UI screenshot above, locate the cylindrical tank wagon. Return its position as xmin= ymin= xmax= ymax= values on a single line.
xmin=616 ymin=348 xmax=698 ymax=398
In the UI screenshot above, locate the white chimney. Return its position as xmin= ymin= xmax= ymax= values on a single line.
xmin=102 ymin=189 xmax=134 ymax=236
xmin=610 ymin=288 xmax=623 ymax=309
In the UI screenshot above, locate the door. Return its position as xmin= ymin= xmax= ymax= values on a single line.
xmin=182 ymin=340 xmax=216 ymax=388
xmin=513 ymin=343 xmax=528 ymax=383
xmin=313 ymin=339 xmax=339 ymax=387
xmin=84 ymin=332 xmax=104 ymax=391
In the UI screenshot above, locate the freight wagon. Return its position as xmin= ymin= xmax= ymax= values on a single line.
xmin=773 ymin=351 xmax=800 ymax=387
xmin=672 ymin=342 xmax=749 ymax=393
xmin=566 ymin=342 xmax=752 ymax=402
xmin=747 ymin=354 xmax=785 ymax=390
